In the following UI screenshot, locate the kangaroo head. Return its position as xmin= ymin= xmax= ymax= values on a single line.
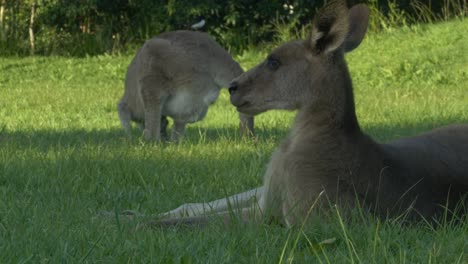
xmin=229 ymin=1 xmax=369 ymax=116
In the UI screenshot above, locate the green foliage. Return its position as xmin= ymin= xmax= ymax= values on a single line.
xmin=0 ymin=19 xmax=467 ymax=262
xmin=0 ymin=0 xmax=466 ymax=56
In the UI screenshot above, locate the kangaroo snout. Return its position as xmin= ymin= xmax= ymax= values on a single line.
xmin=228 ymin=81 xmax=247 ymax=108
xmin=228 ymin=81 xmax=238 ymax=95
xmin=229 ymin=81 xmax=250 ymax=110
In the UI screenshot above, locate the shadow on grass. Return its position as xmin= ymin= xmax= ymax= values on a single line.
xmin=1 ymin=116 xmax=467 ymax=217
xmin=0 ymin=126 xmax=287 ymax=151
xmin=0 ymin=116 xmax=466 ymax=151
xmin=0 ymin=132 xmax=267 ymax=213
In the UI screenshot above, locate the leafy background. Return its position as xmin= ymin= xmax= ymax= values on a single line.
xmin=0 ymin=0 xmax=466 ymax=55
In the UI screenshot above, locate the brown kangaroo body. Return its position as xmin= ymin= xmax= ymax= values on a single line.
xmin=269 ymin=108 xmax=467 ymax=223
xmin=133 ymin=1 xmax=467 ymax=228
xmin=118 ymin=30 xmax=254 ymax=141
xmin=378 ymin=125 xmax=468 ymax=218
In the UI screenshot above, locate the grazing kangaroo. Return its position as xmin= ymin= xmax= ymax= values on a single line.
xmin=140 ymin=1 xmax=468 ymax=228
xmin=118 ymin=30 xmax=254 ymax=141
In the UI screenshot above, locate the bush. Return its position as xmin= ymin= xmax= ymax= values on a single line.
xmin=0 ymin=0 xmax=465 ymax=56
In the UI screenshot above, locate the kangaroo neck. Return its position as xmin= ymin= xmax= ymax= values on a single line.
xmin=300 ymin=60 xmax=361 ymax=136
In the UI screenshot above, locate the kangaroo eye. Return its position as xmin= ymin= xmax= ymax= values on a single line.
xmin=267 ymin=57 xmax=281 ymax=71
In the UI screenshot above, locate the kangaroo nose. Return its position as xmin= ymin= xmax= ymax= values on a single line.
xmin=228 ymin=82 xmax=238 ymax=95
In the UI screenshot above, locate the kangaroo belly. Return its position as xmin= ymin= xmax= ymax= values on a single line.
xmin=163 ymin=88 xmax=220 ymax=123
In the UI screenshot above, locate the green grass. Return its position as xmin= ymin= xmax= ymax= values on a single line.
xmin=1 ymin=19 xmax=467 ymax=263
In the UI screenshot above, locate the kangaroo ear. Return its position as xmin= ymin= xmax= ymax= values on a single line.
xmin=307 ymin=0 xmax=349 ymax=55
xmin=343 ymin=4 xmax=369 ymax=52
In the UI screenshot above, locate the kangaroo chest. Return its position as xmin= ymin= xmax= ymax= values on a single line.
xmin=163 ymin=87 xmax=220 ymax=123
xmin=260 ymin=132 xmax=359 ymax=225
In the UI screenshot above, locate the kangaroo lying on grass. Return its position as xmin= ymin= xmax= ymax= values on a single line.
xmin=137 ymin=1 xmax=467 ymax=228
xmin=118 ymin=30 xmax=254 ymax=141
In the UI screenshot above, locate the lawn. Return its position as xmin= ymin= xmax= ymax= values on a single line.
xmin=0 ymin=19 xmax=467 ymax=263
